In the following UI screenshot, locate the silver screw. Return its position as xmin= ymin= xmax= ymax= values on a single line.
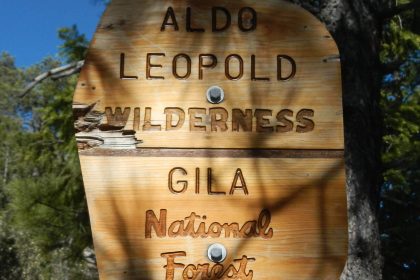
xmin=206 ymin=86 xmax=225 ymax=104
xmin=207 ymin=243 xmax=227 ymax=263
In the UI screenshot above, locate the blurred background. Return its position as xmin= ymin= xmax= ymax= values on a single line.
xmin=0 ymin=0 xmax=418 ymax=279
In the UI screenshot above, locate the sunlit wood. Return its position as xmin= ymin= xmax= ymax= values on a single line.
xmin=73 ymin=0 xmax=347 ymax=279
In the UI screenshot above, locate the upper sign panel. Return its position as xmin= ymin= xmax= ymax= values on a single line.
xmin=73 ymin=0 xmax=343 ymax=149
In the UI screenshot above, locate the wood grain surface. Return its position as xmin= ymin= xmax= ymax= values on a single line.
xmin=73 ymin=0 xmax=348 ymax=279
xmin=81 ymin=156 xmax=347 ymax=280
xmin=73 ymin=0 xmax=343 ymax=150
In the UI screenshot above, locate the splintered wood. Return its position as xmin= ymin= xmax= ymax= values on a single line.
xmin=73 ymin=0 xmax=348 ymax=279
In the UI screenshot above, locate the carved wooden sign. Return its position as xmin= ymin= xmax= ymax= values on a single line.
xmin=73 ymin=0 xmax=347 ymax=279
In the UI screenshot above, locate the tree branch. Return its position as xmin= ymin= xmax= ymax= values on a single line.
xmin=34 ymin=199 xmax=77 ymax=215
xmin=380 ymin=1 xmax=420 ymax=19
xmin=20 ymin=60 xmax=84 ymax=98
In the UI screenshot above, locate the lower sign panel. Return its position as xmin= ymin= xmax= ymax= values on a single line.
xmin=80 ymin=155 xmax=347 ymax=279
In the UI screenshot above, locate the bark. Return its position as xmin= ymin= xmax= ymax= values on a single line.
xmin=287 ymin=0 xmax=392 ymax=279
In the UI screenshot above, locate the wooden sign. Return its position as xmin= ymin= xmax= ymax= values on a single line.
xmin=73 ymin=0 xmax=347 ymax=279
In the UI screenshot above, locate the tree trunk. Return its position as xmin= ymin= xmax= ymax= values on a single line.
xmin=288 ymin=1 xmax=390 ymax=279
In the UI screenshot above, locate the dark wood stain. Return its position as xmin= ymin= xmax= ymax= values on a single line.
xmin=80 ymin=148 xmax=344 ymax=158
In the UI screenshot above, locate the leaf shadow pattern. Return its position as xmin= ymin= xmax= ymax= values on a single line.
xmin=226 ymin=159 xmax=346 ymax=280
xmin=74 ymin=0 xmax=347 ymax=279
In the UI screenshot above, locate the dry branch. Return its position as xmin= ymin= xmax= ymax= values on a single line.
xmin=20 ymin=60 xmax=84 ymax=98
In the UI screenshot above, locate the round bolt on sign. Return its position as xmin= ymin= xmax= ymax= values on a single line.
xmin=73 ymin=0 xmax=348 ymax=279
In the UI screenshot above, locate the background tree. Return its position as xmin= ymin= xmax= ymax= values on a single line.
xmin=275 ymin=0 xmax=419 ymax=279
xmin=380 ymin=3 xmax=420 ymax=278
xmin=0 ymin=0 xmax=418 ymax=279
xmin=0 ymin=37 xmax=96 ymax=278
xmin=286 ymin=0 xmax=419 ymax=279
xmin=0 ymin=53 xmax=26 ymax=279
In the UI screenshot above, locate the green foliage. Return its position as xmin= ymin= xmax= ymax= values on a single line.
xmin=0 ymin=1 xmax=418 ymax=279
xmin=0 ymin=53 xmax=24 ymax=115
xmin=0 ymin=3 xmax=106 ymax=279
xmin=0 ymin=219 xmax=22 ymax=280
xmin=0 ymin=35 xmax=96 ymax=279
xmin=380 ymin=8 xmax=420 ymax=280
xmin=58 ymin=25 xmax=89 ymax=63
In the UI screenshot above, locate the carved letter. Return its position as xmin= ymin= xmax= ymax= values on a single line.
xmin=197 ymin=264 xmax=211 ymax=278
xmin=165 ymin=108 xmax=185 ymax=130
xmin=143 ymin=107 xmax=161 ymax=131
xmin=120 ymin=53 xmax=138 ymax=80
xmin=251 ymin=55 xmax=269 ymax=81
xmin=222 ymin=223 xmax=240 ymax=238
xmin=222 ymin=264 xmax=240 ymax=278
xmin=276 ymin=109 xmax=294 ymax=132
xmin=254 ymin=109 xmax=273 ymax=132
xmin=208 ymin=222 xmax=223 ymax=237
xmin=173 ymin=54 xmax=191 ymax=79
xmin=210 ymin=264 xmax=224 ymax=278
xmin=225 ymin=54 xmax=244 ymax=80
xmin=188 ymin=108 xmax=207 ymax=131
xmin=168 ymin=220 xmax=184 ymax=237
xmin=229 ymin=168 xmax=249 ymax=195
xmin=183 ymin=264 xmax=199 ymax=279
xmin=240 ymin=221 xmax=257 ymax=238
xmin=146 ymin=53 xmax=165 ymax=80
xmin=168 ymin=167 xmax=188 ymax=194
xmin=258 ymin=209 xmax=273 ymax=239
xmin=296 ymin=109 xmax=315 ymax=133
xmin=212 ymin=7 xmax=231 ymax=32
xmin=183 ymin=212 xmax=201 ymax=236
xmin=235 ymin=256 xmax=255 ymax=279
xmin=277 ymin=55 xmax=296 ymax=81
xmin=133 ymin=107 xmax=140 ymax=131
xmin=186 ymin=7 xmax=205 ymax=32
xmin=105 ymin=107 xmax=131 ymax=128
xmin=238 ymin=7 xmax=257 ymax=32
xmin=195 ymin=168 xmax=200 ymax=194
xmin=232 ymin=109 xmax=252 ymax=132
xmin=199 ymin=54 xmax=217 ymax=80
xmin=161 ymin=7 xmax=179 ymax=31
xmin=207 ymin=168 xmax=226 ymax=195
xmin=209 ymin=107 xmax=228 ymax=132
xmin=161 ymin=251 xmax=186 ymax=280
xmin=145 ymin=209 xmax=167 ymax=238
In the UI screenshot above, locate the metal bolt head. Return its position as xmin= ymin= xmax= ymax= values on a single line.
xmin=207 ymin=243 xmax=227 ymax=263
xmin=206 ymin=86 xmax=224 ymax=104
